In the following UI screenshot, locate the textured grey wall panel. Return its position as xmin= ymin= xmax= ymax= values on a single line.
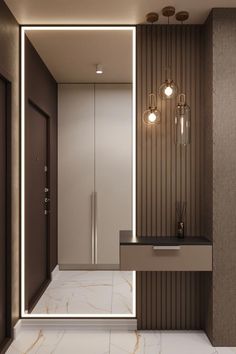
xmin=210 ymin=9 xmax=236 ymax=346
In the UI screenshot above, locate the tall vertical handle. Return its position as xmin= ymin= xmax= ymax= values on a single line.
xmin=94 ymin=192 xmax=98 ymax=264
xmin=91 ymin=192 xmax=95 ymax=264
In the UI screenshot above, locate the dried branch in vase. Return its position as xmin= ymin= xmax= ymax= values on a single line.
xmin=176 ymin=201 xmax=186 ymax=238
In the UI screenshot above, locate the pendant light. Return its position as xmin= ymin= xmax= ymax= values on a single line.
xmin=159 ymin=6 xmax=178 ymax=100
xmin=143 ymin=12 xmax=161 ymax=126
xmin=175 ymin=11 xmax=191 ymax=145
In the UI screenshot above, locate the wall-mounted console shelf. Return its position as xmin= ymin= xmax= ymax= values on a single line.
xmin=120 ymin=231 xmax=212 ymax=272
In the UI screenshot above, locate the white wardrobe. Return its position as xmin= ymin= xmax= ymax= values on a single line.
xmin=58 ymin=84 xmax=132 ymax=268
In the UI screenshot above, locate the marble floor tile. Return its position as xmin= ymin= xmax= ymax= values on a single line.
xmin=31 ymin=270 xmax=134 ymax=315
xmin=215 ymin=349 xmax=236 ymax=354
xmin=110 ymin=331 xmax=161 ymax=354
xmin=161 ymin=331 xmax=217 ymax=354
xmin=111 ymin=271 xmax=133 ymax=314
xmin=6 ymin=330 xmax=236 ymax=354
xmin=7 ymin=329 xmax=110 ymax=354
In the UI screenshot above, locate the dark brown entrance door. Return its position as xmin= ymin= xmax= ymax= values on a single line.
xmin=25 ymin=100 xmax=50 ymax=311
xmin=0 ymin=75 xmax=11 ymax=350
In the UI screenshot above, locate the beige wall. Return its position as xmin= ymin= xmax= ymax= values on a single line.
xmin=0 ymin=2 xmax=19 ymax=324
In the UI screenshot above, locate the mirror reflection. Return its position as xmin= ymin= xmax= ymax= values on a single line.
xmin=22 ymin=27 xmax=135 ymax=316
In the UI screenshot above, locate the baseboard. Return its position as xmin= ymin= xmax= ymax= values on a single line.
xmin=14 ymin=318 xmax=137 ymax=336
xmin=13 ymin=320 xmax=22 ymax=339
xmin=59 ymin=264 xmax=120 ymax=270
xmin=51 ymin=265 xmax=59 ymax=279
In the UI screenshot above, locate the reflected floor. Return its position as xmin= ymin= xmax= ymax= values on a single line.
xmin=31 ymin=270 xmax=134 ymax=315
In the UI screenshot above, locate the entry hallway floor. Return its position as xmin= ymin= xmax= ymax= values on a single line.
xmin=31 ymin=270 xmax=134 ymax=315
xmin=6 ymin=330 xmax=236 ymax=354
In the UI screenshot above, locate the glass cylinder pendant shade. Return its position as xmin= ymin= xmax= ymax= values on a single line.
xmin=143 ymin=93 xmax=161 ymax=126
xmin=175 ymin=94 xmax=191 ymax=145
xmin=159 ymin=79 xmax=178 ymax=100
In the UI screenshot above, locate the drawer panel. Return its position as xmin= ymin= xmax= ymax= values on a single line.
xmin=120 ymin=245 xmax=212 ymax=271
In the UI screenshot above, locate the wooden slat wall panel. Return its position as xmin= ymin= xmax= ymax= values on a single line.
xmin=136 ymin=25 xmax=205 ymax=330
xmin=137 ymin=271 xmax=205 ymax=330
xmin=137 ymin=25 xmax=203 ymax=237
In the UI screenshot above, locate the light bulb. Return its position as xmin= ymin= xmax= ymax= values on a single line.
xmin=143 ymin=108 xmax=161 ymax=125
xmin=148 ymin=112 xmax=157 ymax=123
xmin=96 ymin=64 xmax=103 ymax=74
xmin=164 ymin=86 xmax=173 ymax=97
xmin=159 ymin=80 xmax=178 ymax=100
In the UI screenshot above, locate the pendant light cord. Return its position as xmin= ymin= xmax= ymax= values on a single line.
xmin=151 ymin=23 xmax=153 ymax=93
xmin=180 ymin=20 xmax=183 ymax=94
xmin=166 ymin=16 xmax=171 ymax=79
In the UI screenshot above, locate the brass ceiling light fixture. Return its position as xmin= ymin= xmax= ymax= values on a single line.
xmin=159 ymin=6 xmax=178 ymax=100
xmin=143 ymin=12 xmax=161 ymax=126
xmin=175 ymin=11 xmax=191 ymax=145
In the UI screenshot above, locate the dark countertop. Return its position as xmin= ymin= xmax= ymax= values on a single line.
xmin=120 ymin=230 xmax=212 ymax=246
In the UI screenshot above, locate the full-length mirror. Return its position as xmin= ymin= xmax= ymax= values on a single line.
xmin=21 ymin=26 xmax=136 ymax=317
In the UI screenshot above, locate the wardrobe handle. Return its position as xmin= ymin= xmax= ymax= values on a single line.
xmin=94 ymin=192 xmax=98 ymax=264
xmin=91 ymin=192 xmax=95 ymax=264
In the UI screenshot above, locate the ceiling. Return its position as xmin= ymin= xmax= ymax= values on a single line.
xmin=26 ymin=30 xmax=132 ymax=83
xmin=4 ymin=0 xmax=236 ymax=25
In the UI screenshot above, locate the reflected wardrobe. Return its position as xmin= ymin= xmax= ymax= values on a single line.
xmin=58 ymin=83 xmax=132 ymax=269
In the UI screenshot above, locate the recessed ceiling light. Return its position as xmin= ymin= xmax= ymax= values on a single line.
xmin=96 ymin=64 xmax=103 ymax=74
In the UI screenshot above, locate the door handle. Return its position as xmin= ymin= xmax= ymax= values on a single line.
xmin=94 ymin=192 xmax=97 ymax=265
xmin=91 ymin=192 xmax=95 ymax=264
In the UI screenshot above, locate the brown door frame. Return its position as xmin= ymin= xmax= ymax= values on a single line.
xmin=25 ymin=99 xmax=51 ymax=312
xmin=0 ymin=73 xmax=12 ymax=353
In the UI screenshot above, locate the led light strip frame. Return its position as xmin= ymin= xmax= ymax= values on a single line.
xmin=21 ymin=26 xmax=136 ymax=318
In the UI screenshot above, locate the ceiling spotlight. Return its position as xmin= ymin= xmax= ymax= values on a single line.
xmin=96 ymin=64 xmax=103 ymax=74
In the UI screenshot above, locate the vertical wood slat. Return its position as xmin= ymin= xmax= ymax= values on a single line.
xmin=137 ymin=271 xmax=204 ymax=330
xmin=136 ymin=25 xmax=204 ymax=330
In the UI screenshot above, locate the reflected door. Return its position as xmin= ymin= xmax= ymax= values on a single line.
xmin=25 ymin=101 xmax=50 ymax=310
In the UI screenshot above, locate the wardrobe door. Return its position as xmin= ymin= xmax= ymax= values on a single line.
xmin=58 ymin=84 xmax=94 ymax=266
xmin=95 ymin=84 xmax=132 ymax=265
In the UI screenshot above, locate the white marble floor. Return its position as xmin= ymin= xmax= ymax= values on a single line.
xmin=6 ymin=330 xmax=236 ymax=354
xmin=31 ymin=271 xmax=134 ymax=315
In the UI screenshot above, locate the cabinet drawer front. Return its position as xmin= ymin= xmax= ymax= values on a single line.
xmin=120 ymin=245 xmax=212 ymax=271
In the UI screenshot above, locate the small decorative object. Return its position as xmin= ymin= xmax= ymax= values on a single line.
xmin=159 ymin=6 xmax=178 ymax=100
xmin=176 ymin=201 xmax=186 ymax=238
xmin=143 ymin=12 xmax=161 ymax=126
xmin=175 ymin=11 xmax=191 ymax=145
